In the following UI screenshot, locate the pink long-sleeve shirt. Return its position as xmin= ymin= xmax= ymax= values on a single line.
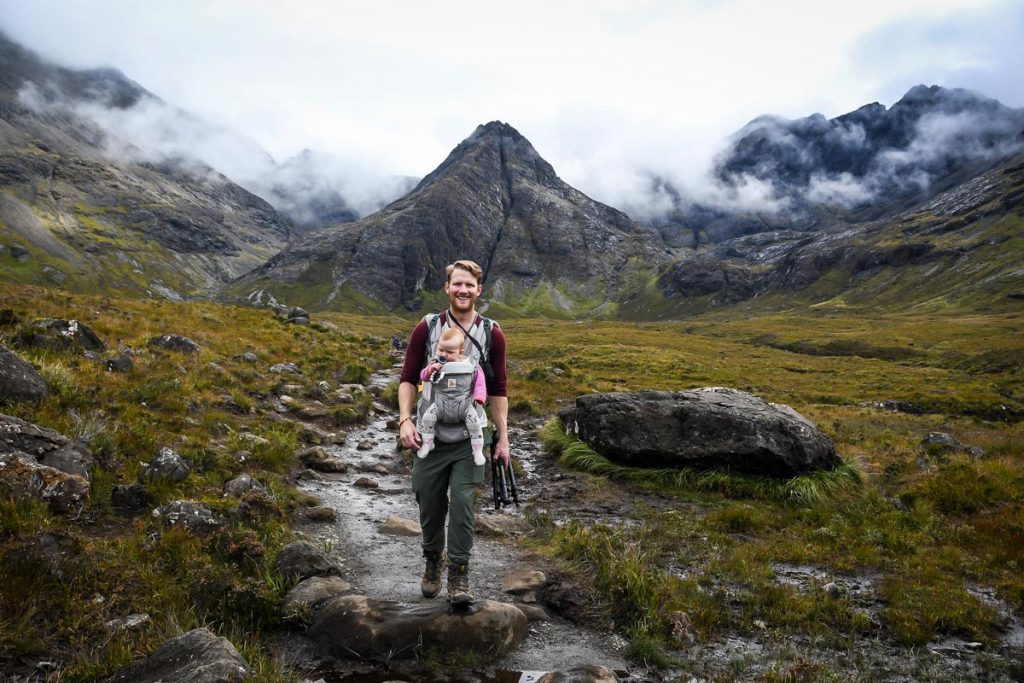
xmin=420 ymin=362 xmax=487 ymax=404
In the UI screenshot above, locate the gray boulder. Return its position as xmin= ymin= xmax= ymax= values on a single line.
xmin=104 ymin=627 xmax=249 ymax=682
xmin=112 ymin=484 xmax=148 ymax=512
xmin=147 ymin=334 xmax=200 ymax=354
xmin=0 ymin=346 xmax=48 ymax=403
xmin=562 ymin=388 xmax=839 ymax=477
xmin=16 ymin=318 xmax=106 ymax=353
xmin=921 ymin=431 xmax=985 ymax=458
xmin=0 ymin=413 xmax=94 ymax=479
xmin=299 ymin=446 xmax=348 ymax=473
xmin=223 ymin=474 xmax=269 ymax=498
xmin=151 ymin=501 xmax=223 ymax=537
xmin=307 ymin=595 xmax=528 ymax=660
xmin=275 ymin=540 xmax=342 ymax=582
xmin=141 ymin=447 xmax=191 ymax=484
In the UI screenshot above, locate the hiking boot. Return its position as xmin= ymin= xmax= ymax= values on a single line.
xmin=447 ymin=561 xmax=474 ymax=606
xmin=421 ymin=549 xmax=446 ymax=598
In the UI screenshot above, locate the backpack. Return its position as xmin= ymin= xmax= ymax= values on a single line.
xmin=417 ymin=312 xmax=497 ymax=443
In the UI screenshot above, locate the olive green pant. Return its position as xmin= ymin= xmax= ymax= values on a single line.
xmin=411 ymin=437 xmax=485 ymax=565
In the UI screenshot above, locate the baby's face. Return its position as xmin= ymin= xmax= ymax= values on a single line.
xmin=436 ymin=340 xmax=463 ymax=361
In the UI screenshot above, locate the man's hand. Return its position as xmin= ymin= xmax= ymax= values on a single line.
xmin=400 ymin=418 xmax=421 ymax=449
xmin=492 ymin=431 xmax=511 ymax=466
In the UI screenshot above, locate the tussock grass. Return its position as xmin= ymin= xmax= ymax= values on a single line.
xmin=541 ymin=418 xmax=862 ymax=505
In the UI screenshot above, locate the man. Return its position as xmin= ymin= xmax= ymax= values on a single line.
xmin=398 ymin=259 xmax=510 ymax=606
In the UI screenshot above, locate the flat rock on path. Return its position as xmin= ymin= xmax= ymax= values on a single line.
xmin=307 ymin=595 xmax=528 ymax=660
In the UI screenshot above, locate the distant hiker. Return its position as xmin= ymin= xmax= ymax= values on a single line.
xmin=398 ymin=259 xmax=510 ymax=606
xmin=391 ymin=335 xmax=400 ymax=351
xmin=417 ymin=327 xmax=487 ymax=464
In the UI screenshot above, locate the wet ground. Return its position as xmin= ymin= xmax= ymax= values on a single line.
xmin=283 ymin=366 xmax=1024 ymax=682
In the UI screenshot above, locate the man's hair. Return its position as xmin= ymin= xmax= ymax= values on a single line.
xmin=446 ymin=259 xmax=483 ymax=285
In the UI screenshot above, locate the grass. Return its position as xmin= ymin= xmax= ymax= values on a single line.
xmin=1 ymin=278 xmax=1022 ymax=678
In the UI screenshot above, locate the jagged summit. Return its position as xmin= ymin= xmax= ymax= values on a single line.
xmin=234 ymin=121 xmax=669 ymax=313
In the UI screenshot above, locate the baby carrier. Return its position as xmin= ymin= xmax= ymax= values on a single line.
xmin=416 ymin=312 xmax=494 ymax=443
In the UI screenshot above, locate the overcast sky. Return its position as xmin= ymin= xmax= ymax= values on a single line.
xmin=2 ymin=0 xmax=1022 ymax=212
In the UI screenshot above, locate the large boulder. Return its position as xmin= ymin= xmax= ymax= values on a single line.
xmin=104 ymin=627 xmax=249 ymax=682
xmin=0 ymin=413 xmax=94 ymax=479
xmin=563 ymin=388 xmax=839 ymax=477
xmin=307 ymin=595 xmax=528 ymax=660
xmin=0 ymin=346 xmax=48 ymax=403
xmin=140 ymin=447 xmax=191 ymax=484
xmin=14 ymin=319 xmax=106 ymax=353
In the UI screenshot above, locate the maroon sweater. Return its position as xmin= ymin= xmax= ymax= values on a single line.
xmin=400 ymin=315 xmax=507 ymax=397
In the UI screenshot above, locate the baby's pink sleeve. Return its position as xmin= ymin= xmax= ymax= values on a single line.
xmin=420 ymin=365 xmax=433 ymax=382
xmin=473 ymin=366 xmax=487 ymax=403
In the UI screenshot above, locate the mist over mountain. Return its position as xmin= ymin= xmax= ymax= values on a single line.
xmin=645 ymin=85 xmax=1024 ymax=246
xmin=0 ymin=32 xmax=411 ymax=231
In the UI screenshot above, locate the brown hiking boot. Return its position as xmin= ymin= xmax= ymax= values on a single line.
xmin=421 ymin=550 xmax=446 ymax=598
xmin=447 ymin=561 xmax=474 ymax=606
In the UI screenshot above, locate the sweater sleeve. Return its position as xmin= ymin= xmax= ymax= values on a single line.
xmin=399 ymin=321 xmax=430 ymax=385
xmin=473 ymin=366 xmax=487 ymax=403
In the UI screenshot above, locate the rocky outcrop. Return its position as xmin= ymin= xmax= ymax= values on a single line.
xmin=562 ymin=388 xmax=840 ymax=477
xmin=140 ymin=447 xmax=190 ymax=484
xmin=0 ymin=346 xmax=48 ymax=403
xmin=0 ymin=452 xmax=89 ymax=514
xmin=13 ymin=319 xmax=106 ymax=353
xmin=147 ymin=335 xmax=200 ymax=354
xmin=104 ymin=627 xmax=249 ymax=682
xmin=0 ymin=412 xmax=94 ymax=478
xmin=307 ymin=595 xmax=528 ymax=660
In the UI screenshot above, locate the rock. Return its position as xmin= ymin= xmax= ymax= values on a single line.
xmin=147 ymin=334 xmax=200 ymax=354
xmin=861 ymin=399 xmax=925 ymax=414
xmin=16 ymin=319 xmax=106 ymax=353
xmin=353 ymin=477 xmax=378 ymax=489
xmin=285 ymin=316 xmax=311 ymax=326
xmin=299 ymin=506 xmax=337 ymax=523
xmin=380 ymin=515 xmax=421 ymax=536
xmin=476 ymin=512 xmax=533 ymax=536
xmin=0 ymin=309 xmax=20 ymax=326
xmin=237 ymin=432 xmax=271 ymax=448
xmin=921 ymin=431 xmax=985 ymax=458
xmin=0 ymin=452 xmax=89 ymax=514
xmin=281 ymin=576 xmax=353 ymax=619
xmin=151 ymin=501 xmax=223 ymax=537
xmin=111 ymin=484 xmax=148 ymax=512
xmin=516 ymin=604 xmax=550 ymax=622
xmin=357 ymin=440 xmax=374 ymax=451
xmin=106 ymin=613 xmax=151 ymax=633
xmin=275 ymin=540 xmax=342 ymax=582
xmin=223 ymin=474 xmax=269 ymax=498
xmin=0 ymin=346 xmax=48 ymax=403
xmin=299 ymin=402 xmax=331 ymax=418
xmin=537 ymin=665 xmax=620 ymax=683
xmin=502 ymin=569 xmax=547 ymax=594
xmin=669 ymin=611 xmax=696 ymax=645
xmin=270 ymin=363 xmax=301 ymax=374
xmin=356 ymin=463 xmax=389 ymax=475
xmin=822 ymin=582 xmax=842 ymax=599
xmin=104 ymin=627 xmax=249 ymax=682
xmin=141 ymin=447 xmax=190 ymax=484
xmin=308 ymin=595 xmax=528 ymax=660
xmin=0 ymin=413 xmax=94 ymax=479
xmin=105 ymin=351 xmax=134 ymax=373
xmin=564 ymin=388 xmax=840 ymax=477
xmin=299 ymin=447 xmax=348 ymax=473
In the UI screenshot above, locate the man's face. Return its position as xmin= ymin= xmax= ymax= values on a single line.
xmin=445 ymin=268 xmax=482 ymax=313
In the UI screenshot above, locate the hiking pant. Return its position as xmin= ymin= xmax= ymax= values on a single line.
xmin=411 ymin=437 xmax=485 ymax=565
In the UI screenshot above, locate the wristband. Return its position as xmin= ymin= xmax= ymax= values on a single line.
xmin=399 ymin=417 xmax=412 ymax=428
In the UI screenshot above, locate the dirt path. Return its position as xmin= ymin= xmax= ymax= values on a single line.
xmin=296 ymin=366 xmax=629 ymax=678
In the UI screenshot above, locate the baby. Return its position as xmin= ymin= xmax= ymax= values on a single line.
xmin=417 ymin=327 xmax=488 ymax=464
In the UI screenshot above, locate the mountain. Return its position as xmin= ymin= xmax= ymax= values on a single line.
xmin=234 ymin=121 xmax=672 ymax=315
xmin=655 ymin=85 xmax=1024 ymax=246
xmin=0 ymin=32 xmax=292 ymax=298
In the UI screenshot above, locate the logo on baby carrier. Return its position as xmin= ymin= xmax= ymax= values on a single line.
xmin=446 ymin=378 xmax=457 ymax=389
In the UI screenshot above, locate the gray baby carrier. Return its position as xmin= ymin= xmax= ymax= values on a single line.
xmin=417 ymin=358 xmax=484 ymax=443
xmin=416 ymin=312 xmax=494 ymax=443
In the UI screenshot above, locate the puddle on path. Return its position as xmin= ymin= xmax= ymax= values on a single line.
xmin=296 ymin=367 xmax=629 ymax=677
